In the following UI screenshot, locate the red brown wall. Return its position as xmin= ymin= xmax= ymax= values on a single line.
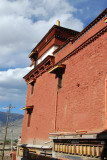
xmin=55 ymin=16 xmax=107 ymax=65
xmin=21 ymin=73 xmax=58 ymax=144
xmin=56 ymin=32 xmax=107 ymax=132
xmin=21 ymin=17 xmax=107 ymax=144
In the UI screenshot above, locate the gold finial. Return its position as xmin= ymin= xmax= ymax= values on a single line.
xmin=57 ymin=20 xmax=60 ymax=26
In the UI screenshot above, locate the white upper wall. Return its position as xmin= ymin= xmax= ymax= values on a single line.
xmin=36 ymin=45 xmax=58 ymax=65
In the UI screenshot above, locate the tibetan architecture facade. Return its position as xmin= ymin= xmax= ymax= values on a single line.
xmin=17 ymin=9 xmax=107 ymax=160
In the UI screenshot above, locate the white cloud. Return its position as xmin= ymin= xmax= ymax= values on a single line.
xmin=0 ymin=0 xmax=105 ymax=115
xmin=0 ymin=67 xmax=31 ymax=104
xmin=0 ymin=0 xmax=84 ymax=113
xmin=0 ymin=0 xmax=84 ymax=69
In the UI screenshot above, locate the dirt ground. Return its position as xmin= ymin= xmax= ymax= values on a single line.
xmin=0 ymin=155 xmax=11 ymax=160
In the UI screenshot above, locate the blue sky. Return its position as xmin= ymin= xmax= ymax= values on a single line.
xmin=0 ymin=0 xmax=106 ymax=114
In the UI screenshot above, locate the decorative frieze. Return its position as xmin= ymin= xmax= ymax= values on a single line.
xmin=56 ymin=26 xmax=107 ymax=66
xmin=24 ymin=56 xmax=55 ymax=84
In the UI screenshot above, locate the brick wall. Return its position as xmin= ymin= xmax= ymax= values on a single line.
xmin=56 ymin=32 xmax=107 ymax=132
xmin=21 ymin=73 xmax=58 ymax=144
xmin=21 ymin=16 xmax=107 ymax=144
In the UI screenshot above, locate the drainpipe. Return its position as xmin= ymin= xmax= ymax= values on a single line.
xmin=55 ymin=91 xmax=59 ymax=132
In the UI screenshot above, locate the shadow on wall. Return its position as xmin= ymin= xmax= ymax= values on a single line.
xmin=21 ymin=155 xmax=59 ymax=160
xmin=21 ymin=144 xmax=59 ymax=160
xmin=97 ymin=130 xmax=107 ymax=160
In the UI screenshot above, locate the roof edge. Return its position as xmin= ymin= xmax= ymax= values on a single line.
xmin=72 ymin=8 xmax=107 ymax=43
xmin=32 ymin=25 xmax=79 ymax=53
xmin=53 ymin=8 xmax=107 ymax=55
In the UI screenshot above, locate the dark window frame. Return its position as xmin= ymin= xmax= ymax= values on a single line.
xmin=58 ymin=74 xmax=63 ymax=89
xmin=31 ymin=81 xmax=35 ymax=94
xmin=27 ymin=108 xmax=33 ymax=127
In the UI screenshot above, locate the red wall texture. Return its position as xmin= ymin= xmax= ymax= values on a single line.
xmin=21 ymin=14 xmax=107 ymax=144
xmin=56 ymin=32 xmax=107 ymax=132
xmin=55 ymin=15 xmax=107 ymax=65
xmin=21 ymin=73 xmax=58 ymax=144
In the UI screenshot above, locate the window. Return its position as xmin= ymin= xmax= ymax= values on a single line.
xmin=58 ymin=74 xmax=63 ymax=89
xmin=31 ymin=81 xmax=35 ymax=94
xmin=34 ymin=60 xmax=37 ymax=67
xmin=27 ymin=113 xmax=31 ymax=127
xmin=27 ymin=108 xmax=33 ymax=127
xmin=49 ymin=64 xmax=66 ymax=90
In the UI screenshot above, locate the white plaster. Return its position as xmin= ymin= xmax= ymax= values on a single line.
xmin=36 ymin=45 xmax=58 ymax=65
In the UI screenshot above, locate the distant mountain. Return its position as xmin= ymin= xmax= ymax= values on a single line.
xmin=0 ymin=111 xmax=24 ymax=126
xmin=0 ymin=111 xmax=24 ymax=140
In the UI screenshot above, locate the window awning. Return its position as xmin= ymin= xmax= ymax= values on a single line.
xmin=28 ymin=79 xmax=35 ymax=84
xmin=49 ymin=64 xmax=66 ymax=74
xmin=28 ymin=51 xmax=38 ymax=58
xmin=21 ymin=105 xmax=34 ymax=110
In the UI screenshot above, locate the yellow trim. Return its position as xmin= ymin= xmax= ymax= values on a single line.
xmin=29 ymin=148 xmax=40 ymax=154
xmin=21 ymin=107 xmax=26 ymax=110
xmin=28 ymin=51 xmax=38 ymax=58
xmin=26 ymin=106 xmax=33 ymax=109
xmin=105 ymin=19 xmax=107 ymax=23
xmin=18 ymin=147 xmax=23 ymax=157
xmin=28 ymin=79 xmax=34 ymax=84
xmin=49 ymin=64 xmax=66 ymax=73
xmin=21 ymin=106 xmax=33 ymax=110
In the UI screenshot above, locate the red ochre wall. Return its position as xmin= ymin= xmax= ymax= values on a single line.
xmin=21 ymin=19 xmax=107 ymax=144
xmin=56 ymin=32 xmax=107 ymax=132
xmin=21 ymin=73 xmax=58 ymax=144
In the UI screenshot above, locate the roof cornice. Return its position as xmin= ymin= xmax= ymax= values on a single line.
xmin=56 ymin=26 xmax=107 ymax=66
xmin=72 ymin=8 xmax=107 ymax=43
xmin=31 ymin=25 xmax=79 ymax=53
xmin=53 ymin=8 xmax=107 ymax=55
